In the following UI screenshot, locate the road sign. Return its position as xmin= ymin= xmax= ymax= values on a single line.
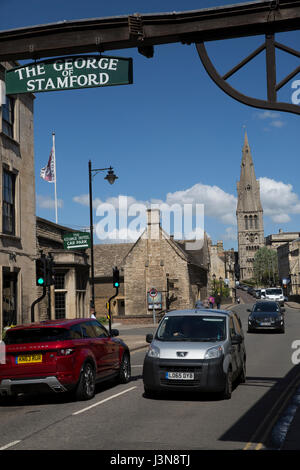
xmin=63 ymin=232 xmax=91 ymax=250
xmin=5 ymin=55 xmax=133 ymax=94
xmin=149 ymin=288 xmax=158 ymax=298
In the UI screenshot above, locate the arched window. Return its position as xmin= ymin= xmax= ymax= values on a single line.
xmin=249 ymin=215 xmax=253 ymax=228
xmin=245 ymin=216 xmax=248 ymax=230
xmin=254 ymin=215 xmax=258 ymax=229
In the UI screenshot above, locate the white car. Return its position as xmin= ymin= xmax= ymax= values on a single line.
xmin=263 ymin=288 xmax=285 ymax=306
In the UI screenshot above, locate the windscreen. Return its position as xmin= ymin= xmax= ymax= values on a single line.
xmin=266 ymin=289 xmax=283 ymax=295
xmin=4 ymin=327 xmax=71 ymax=344
xmin=253 ymin=303 xmax=279 ymax=312
xmin=156 ymin=315 xmax=226 ymax=342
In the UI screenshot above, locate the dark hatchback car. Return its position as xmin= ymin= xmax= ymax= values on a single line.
xmin=247 ymin=301 xmax=285 ymax=333
xmin=0 ymin=319 xmax=131 ymax=401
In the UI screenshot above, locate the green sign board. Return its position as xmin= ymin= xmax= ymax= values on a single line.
xmin=63 ymin=232 xmax=91 ymax=250
xmin=5 ymin=55 xmax=133 ymax=94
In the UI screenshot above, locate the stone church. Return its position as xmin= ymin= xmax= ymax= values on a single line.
xmin=236 ymin=132 xmax=264 ymax=280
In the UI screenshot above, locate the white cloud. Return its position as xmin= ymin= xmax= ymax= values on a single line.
xmin=256 ymin=111 xmax=280 ymax=120
xmin=259 ymin=177 xmax=300 ymax=222
xmin=37 ymin=195 xmax=63 ymax=209
xmin=255 ymin=110 xmax=285 ymax=130
xmin=165 ymin=183 xmax=237 ymax=225
xmin=223 ymin=226 xmax=237 ymax=241
xmin=73 ymin=194 xmax=102 ymax=207
xmin=270 ymin=120 xmax=285 ymax=128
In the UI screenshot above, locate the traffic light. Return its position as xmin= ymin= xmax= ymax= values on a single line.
xmin=46 ymin=256 xmax=55 ymax=286
xmin=36 ymin=256 xmax=47 ymax=287
xmin=113 ymin=267 xmax=120 ymax=288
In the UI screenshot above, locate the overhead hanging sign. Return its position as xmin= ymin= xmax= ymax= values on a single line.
xmin=63 ymin=232 xmax=91 ymax=250
xmin=5 ymin=55 xmax=133 ymax=94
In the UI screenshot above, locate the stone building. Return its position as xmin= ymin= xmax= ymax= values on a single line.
xmin=123 ymin=209 xmax=209 ymax=316
xmin=277 ymin=238 xmax=300 ymax=296
xmin=36 ymin=217 xmax=90 ymax=321
xmin=265 ymin=229 xmax=300 ymax=250
xmin=92 ymin=242 xmax=132 ymax=317
xmin=236 ymin=132 xmax=264 ymax=281
xmin=0 ymin=62 xmax=36 ymax=334
xmin=208 ymin=240 xmax=236 ymax=295
xmin=92 ymin=209 xmax=210 ymax=317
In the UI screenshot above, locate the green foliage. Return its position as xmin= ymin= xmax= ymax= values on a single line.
xmin=211 ymin=280 xmax=230 ymax=298
xmin=253 ymin=247 xmax=278 ymax=286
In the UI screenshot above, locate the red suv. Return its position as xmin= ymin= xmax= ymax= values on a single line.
xmin=0 ymin=318 xmax=130 ymax=401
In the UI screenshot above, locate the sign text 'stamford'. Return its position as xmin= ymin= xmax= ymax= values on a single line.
xmin=5 ymin=55 xmax=133 ymax=94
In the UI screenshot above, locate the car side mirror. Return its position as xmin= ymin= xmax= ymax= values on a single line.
xmin=110 ymin=329 xmax=119 ymax=337
xmin=146 ymin=334 xmax=153 ymax=343
xmin=231 ymin=334 xmax=242 ymax=345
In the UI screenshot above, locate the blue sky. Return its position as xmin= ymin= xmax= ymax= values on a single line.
xmin=1 ymin=0 xmax=300 ymax=249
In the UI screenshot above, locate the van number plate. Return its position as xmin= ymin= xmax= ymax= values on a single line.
xmin=166 ymin=372 xmax=194 ymax=380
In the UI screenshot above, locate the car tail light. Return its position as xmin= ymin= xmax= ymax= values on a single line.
xmin=57 ymin=348 xmax=75 ymax=356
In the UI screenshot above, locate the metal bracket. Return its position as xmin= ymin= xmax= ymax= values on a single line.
xmin=195 ymin=34 xmax=300 ymax=115
xmin=128 ymin=14 xmax=144 ymax=40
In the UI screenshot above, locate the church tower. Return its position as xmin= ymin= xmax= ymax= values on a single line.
xmin=237 ymin=132 xmax=264 ymax=280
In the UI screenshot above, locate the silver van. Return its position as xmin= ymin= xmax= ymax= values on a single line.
xmin=143 ymin=309 xmax=246 ymax=400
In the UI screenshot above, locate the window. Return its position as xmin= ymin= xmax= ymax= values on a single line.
xmin=2 ymin=96 xmax=14 ymax=138
xmin=245 ymin=216 xmax=248 ymax=230
xmin=2 ymin=169 xmax=16 ymax=235
xmin=81 ymin=322 xmax=97 ymax=339
xmin=54 ymin=272 xmax=65 ymax=289
xmin=70 ymin=324 xmax=83 ymax=339
xmin=91 ymin=321 xmax=109 ymax=338
xmin=254 ymin=215 xmax=258 ymax=229
xmin=249 ymin=215 xmax=253 ymax=228
xmin=55 ymin=292 xmax=66 ymax=319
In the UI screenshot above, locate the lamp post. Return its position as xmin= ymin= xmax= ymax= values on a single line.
xmin=219 ymin=276 xmax=223 ymax=296
xmin=88 ymin=161 xmax=118 ymax=313
xmin=212 ymin=273 xmax=216 ymax=293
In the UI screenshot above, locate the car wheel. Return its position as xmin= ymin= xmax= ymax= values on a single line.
xmin=239 ymin=360 xmax=246 ymax=384
xmin=222 ymin=368 xmax=233 ymax=400
xmin=75 ymin=362 xmax=96 ymax=401
xmin=119 ymin=353 xmax=131 ymax=384
xmin=144 ymin=386 xmax=159 ymax=399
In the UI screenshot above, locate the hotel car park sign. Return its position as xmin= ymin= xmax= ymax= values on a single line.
xmin=5 ymin=55 xmax=133 ymax=94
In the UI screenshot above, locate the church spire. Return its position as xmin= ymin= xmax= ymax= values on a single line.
xmin=237 ymin=132 xmax=261 ymax=212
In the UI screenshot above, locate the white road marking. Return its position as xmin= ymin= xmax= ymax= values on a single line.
xmin=0 ymin=440 xmax=21 ymax=450
xmin=72 ymin=386 xmax=137 ymax=416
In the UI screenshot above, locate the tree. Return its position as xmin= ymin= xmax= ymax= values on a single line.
xmin=253 ymin=247 xmax=278 ymax=286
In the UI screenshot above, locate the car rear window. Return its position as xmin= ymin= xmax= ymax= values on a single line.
xmin=4 ymin=327 xmax=71 ymax=344
xmin=253 ymin=303 xmax=279 ymax=312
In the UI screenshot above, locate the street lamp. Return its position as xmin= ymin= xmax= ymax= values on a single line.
xmin=212 ymin=273 xmax=216 ymax=292
xmin=88 ymin=160 xmax=118 ymax=313
xmin=219 ymin=276 xmax=223 ymax=296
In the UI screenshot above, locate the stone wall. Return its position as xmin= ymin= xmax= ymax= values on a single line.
xmin=0 ymin=62 xmax=36 ymax=332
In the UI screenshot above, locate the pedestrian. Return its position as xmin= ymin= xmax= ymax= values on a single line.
xmin=215 ymin=293 xmax=221 ymax=309
xmin=90 ymin=305 xmax=96 ymax=319
xmin=209 ymin=296 xmax=215 ymax=309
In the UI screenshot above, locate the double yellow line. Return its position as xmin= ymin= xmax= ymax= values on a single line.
xmin=244 ymin=370 xmax=300 ymax=450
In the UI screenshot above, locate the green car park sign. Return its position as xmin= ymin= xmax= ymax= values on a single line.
xmin=63 ymin=232 xmax=91 ymax=250
xmin=5 ymin=55 xmax=133 ymax=94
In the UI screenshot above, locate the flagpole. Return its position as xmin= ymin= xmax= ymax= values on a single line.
xmin=52 ymin=132 xmax=58 ymax=224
